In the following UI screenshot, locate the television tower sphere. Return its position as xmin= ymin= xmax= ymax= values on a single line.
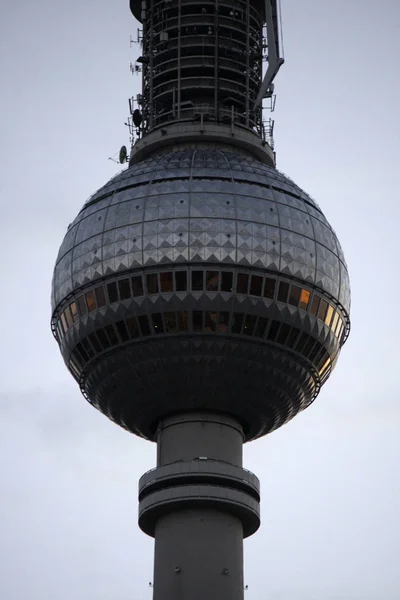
xmin=51 ymin=1 xmax=351 ymax=597
xmin=51 ymin=146 xmax=350 ymax=441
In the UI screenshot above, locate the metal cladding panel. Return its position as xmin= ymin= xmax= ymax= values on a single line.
xmin=52 ymin=148 xmax=350 ymax=313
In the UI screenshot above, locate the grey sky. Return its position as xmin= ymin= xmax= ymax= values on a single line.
xmin=1 ymin=1 xmax=399 ymax=599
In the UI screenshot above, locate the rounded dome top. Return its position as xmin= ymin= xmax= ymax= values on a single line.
xmin=51 ymin=147 xmax=350 ymax=441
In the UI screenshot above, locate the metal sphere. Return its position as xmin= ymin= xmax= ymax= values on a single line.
xmin=51 ymin=147 xmax=350 ymax=441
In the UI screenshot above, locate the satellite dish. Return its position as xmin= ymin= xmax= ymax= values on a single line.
xmin=119 ymin=145 xmax=128 ymax=164
xmin=133 ymin=109 xmax=143 ymax=128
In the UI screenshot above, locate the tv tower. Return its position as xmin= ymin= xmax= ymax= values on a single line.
xmin=51 ymin=1 xmax=351 ymax=599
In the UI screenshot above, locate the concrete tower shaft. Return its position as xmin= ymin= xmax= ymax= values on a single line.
xmin=139 ymin=414 xmax=260 ymax=599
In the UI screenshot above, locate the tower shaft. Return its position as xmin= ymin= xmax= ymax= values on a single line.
xmin=138 ymin=414 xmax=260 ymax=600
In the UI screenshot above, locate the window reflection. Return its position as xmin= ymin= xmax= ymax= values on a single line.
xmin=288 ymin=285 xmax=301 ymax=307
xmin=192 ymin=271 xmax=203 ymax=291
xmin=310 ymin=294 xmax=320 ymax=317
xmin=160 ymin=272 xmax=173 ymax=293
xmin=263 ymin=277 xmax=276 ymax=299
xmin=175 ymin=271 xmax=187 ymax=291
xmin=95 ymin=286 xmax=106 ymax=308
xmin=77 ymin=295 xmax=87 ymax=316
xmin=64 ymin=307 xmax=73 ymax=328
xmin=237 ymin=273 xmax=249 ymax=294
xmin=147 ymin=274 xmax=159 ymax=295
xmin=118 ymin=278 xmax=131 ymax=300
xmin=318 ymin=299 xmax=328 ymax=321
xmin=277 ymin=281 xmax=289 ymax=303
xmin=325 ymin=305 xmax=334 ymax=327
xmin=206 ymin=271 xmax=219 ymax=291
xmin=221 ymin=272 xmax=233 ymax=292
xmin=131 ymin=275 xmax=144 ymax=297
xmin=164 ymin=312 xmax=178 ymax=332
xmin=107 ymin=282 xmax=118 ymax=304
xmin=250 ymin=275 xmax=263 ymax=297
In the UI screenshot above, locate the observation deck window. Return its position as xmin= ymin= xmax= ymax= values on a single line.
xmin=118 ymin=278 xmax=132 ymax=300
xmin=192 ymin=270 xmax=204 ymax=291
xmin=126 ymin=316 xmax=140 ymax=339
xmin=310 ymin=294 xmax=320 ymax=317
xmin=299 ymin=289 xmax=310 ymax=311
xmin=85 ymin=290 xmax=97 ymax=312
xmin=77 ymin=295 xmax=87 ymax=316
xmin=221 ymin=271 xmax=233 ymax=292
xmin=250 ymin=275 xmax=263 ymax=297
xmin=206 ymin=271 xmax=219 ymax=291
xmin=232 ymin=313 xmax=244 ymax=334
xmin=318 ymin=299 xmax=328 ymax=321
xmin=288 ymin=285 xmax=301 ymax=307
xmin=131 ymin=275 xmax=144 ymax=297
xmin=116 ymin=320 xmax=130 ymax=342
xmin=138 ymin=315 xmax=151 ymax=336
xmin=160 ymin=272 xmax=174 ymax=293
xmin=147 ymin=274 xmax=159 ymax=295
xmin=152 ymin=313 xmax=164 ymax=334
xmin=95 ymin=286 xmax=106 ymax=308
xmin=107 ymin=282 xmax=118 ymax=304
xmin=267 ymin=320 xmax=280 ymax=342
xmin=237 ymin=273 xmax=249 ymax=294
xmin=176 ymin=271 xmax=188 ymax=291
xmin=277 ymin=281 xmax=289 ymax=303
xmin=263 ymin=277 xmax=276 ymax=299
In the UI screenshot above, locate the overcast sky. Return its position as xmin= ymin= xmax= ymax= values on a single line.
xmin=1 ymin=1 xmax=399 ymax=599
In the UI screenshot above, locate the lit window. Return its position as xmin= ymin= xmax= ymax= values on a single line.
xmin=126 ymin=316 xmax=140 ymax=338
xmin=107 ymin=282 xmax=118 ymax=304
xmin=237 ymin=273 xmax=249 ymax=294
xmin=318 ymin=299 xmax=328 ymax=321
xmin=160 ymin=272 xmax=173 ymax=293
xmin=263 ymin=277 xmax=276 ymax=299
xmin=325 ymin=305 xmax=334 ymax=327
xmin=192 ymin=271 xmax=203 ymax=291
xmin=164 ymin=312 xmax=178 ymax=332
xmin=192 ymin=311 xmax=203 ymax=331
xmin=221 ymin=272 xmax=233 ymax=292
xmin=64 ymin=307 xmax=73 ymax=328
xmin=131 ymin=276 xmax=144 ymax=297
xmin=277 ymin=281 xmax=289 ymax=303
xmin=115 ymin=320 xmax=129 ymax=342
xmin=77 ymin=295 xmax=87 ymax=316
xmin=85 ymin=290 xmax=97 ymax=312
xmin=334 ymin=315 xmax=343 ymax=337
xmin=288 ymin=285 xmax=301 ymax=307
xmin=147 ymin=274 xmax=159 ymax=295
xmin=336 ymin=321 xmax=344 ymax=340
xmin=70 ymin=302 xmax=78 ymax=323
xmin=299 ymin=289 xmax=310 ymax=311
xmin=232 ymin=313 xmax=244 ymax=334
xmin=138 ymin=315 xmax=151 ymax=336
xmin=95 ymin=286 xmax=106 ymax=308
xmin=175 ymin=271 xmax=187 ymax=291
xmin=267 ymin=320 xmax=280 ymax=341
xmin=310 ymin=294 xmax=320 ymax=317
xmin=250 ymin=275 xmax=263 ymax=297
xmin=331 ymin=311 xmax=340 ymax=334
xmin=152 ymin=313 xmax=164 ymax=334
xmin=319 ymin=357 xmax=331 ymax=376
xmin=206 ymin=271 xmax=219 ymax=291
